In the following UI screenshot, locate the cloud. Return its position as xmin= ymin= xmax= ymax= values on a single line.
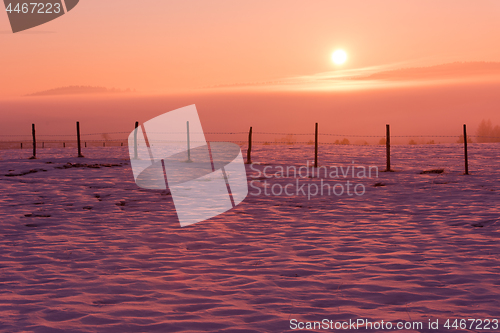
xmin=26 ymin=86 xmax=135 ymax=97
xmin=204 ymin=62 xmax=500 ymax=92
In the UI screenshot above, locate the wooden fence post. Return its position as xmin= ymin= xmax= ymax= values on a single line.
xmin=385 ymin=124 xmax=392 ymax=172
xmin=464 ymin=124 xmax=469 ymax=175
xmin=246 ymin=126 xmax=253 ymax=164
xmin=30 ymin=124 xmax=36 ymax=159
xmin=314 ymin=122 xmax=319 ymax=168
xmin=134 ymin=121 xmax=139 ymax=159
xmin=77 ymin=121 xmax=84 ymax=157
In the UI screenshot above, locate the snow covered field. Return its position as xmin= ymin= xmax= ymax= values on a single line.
xmin=1 ymin=144 xmax=499 ymax=333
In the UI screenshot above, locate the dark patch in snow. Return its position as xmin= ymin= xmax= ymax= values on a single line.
xmin=55 ymin=162 xmax=123 ymax=170
xmin=5 ymin=169 xmax=47 ymax=177
xmin=471 ymin=220 xmax=498 ymax=228
xmin=420 ymin=169 xmax=444 ymax=174
xmin=24 ymin=213 xmax=51 ymax=218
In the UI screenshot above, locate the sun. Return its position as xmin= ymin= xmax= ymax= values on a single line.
xmin=331 ymin=50 xmax=347 ymax=65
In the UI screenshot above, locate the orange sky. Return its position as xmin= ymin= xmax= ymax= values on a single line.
xmin=2 ymin=1 xmax=500 ymax=141
xmin=2 ymin=0 xmax=500 ymax=96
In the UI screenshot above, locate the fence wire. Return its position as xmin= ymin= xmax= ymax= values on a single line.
xmin=1 ymin=128 xmax=499 ymax=173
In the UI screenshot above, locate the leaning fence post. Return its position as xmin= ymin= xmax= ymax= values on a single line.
xmin=77 ymin=121 xmax=84 ymax=157
xmin=246 ymin=126 xmax=253 ymax=164
xmin=314 ymin=122 xmax=319 ymax=167
xmin=134 ymin=121 xmax=139 ymax=159
xmin=30 ymin=124 xmax=36 ymax=159
xmin=463 ymin=124 xmax=469 ymax=175
xmin=385 ymin=124 xmax=392 ymax=172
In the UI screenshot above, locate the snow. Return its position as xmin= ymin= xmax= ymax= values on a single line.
xmin=0 ymin=143 xmax=499 ymax=332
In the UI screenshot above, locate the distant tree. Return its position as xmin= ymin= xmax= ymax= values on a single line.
xmin=476 ymin=119 xmax=492 ymax=143
xmin=494 ymin=126 xmax=500 ymax=142
xmin=340 ymin=138 xmax=350 ymax=145
xmin=409 ymin=139 xmax=417 ymax=145
xmin=476 ymin=119 xmax=500 ymax=142
xmin=379 ymin=138 xmax=386 ymax=145
xmin=275 ymin=134 xmax=295 ymax=145
xmin=426 ymin=140 xmax=435 ymax=144
xmin=456 ymin=135 xmax=473 ymax=143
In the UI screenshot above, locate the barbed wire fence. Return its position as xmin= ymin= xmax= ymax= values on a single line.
xmin=0 ymin=122 xmax=499 ymax=174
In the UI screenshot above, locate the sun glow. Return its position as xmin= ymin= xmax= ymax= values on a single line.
xmin=332 ymin=50 xmax=347 ymax=65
